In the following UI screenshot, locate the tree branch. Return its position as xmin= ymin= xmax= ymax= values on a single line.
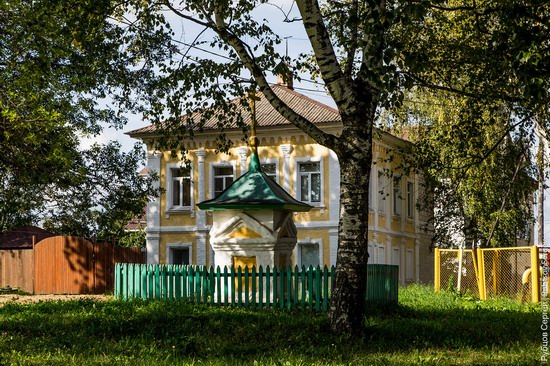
xmin=295 ymin=0 xmax=355 ymax=112
xmin=165 ymin=1 xmax=339 ymax=149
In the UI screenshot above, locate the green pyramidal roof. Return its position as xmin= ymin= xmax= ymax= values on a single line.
xmin=197 ymin=152 xmax=312 ymax=212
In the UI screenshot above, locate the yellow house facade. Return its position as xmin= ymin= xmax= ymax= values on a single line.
xmin=128 ymin=85 xmax=434 ymax=285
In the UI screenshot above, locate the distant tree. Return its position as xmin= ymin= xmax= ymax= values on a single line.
xmin=0 ymin=1 xmax=162 ymax=239
xmin=42 ymin=142 xmax=157 ymax=243
xmin=383 ymin=90 xmax=536 ymax=248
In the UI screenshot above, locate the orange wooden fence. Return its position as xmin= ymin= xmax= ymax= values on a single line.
xmin=0 ymin=249 xmax=34 ymax=293
xmin=0 ymin=236 xmax=145 ymax=294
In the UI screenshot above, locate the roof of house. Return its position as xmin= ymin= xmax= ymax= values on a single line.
xmin=197 ymin=151 xmax=312 ymax=212
xmin=126 ymin=84 xmax=341 ymax=137
xmin=0 ymin=226 xmax=55 ymax=250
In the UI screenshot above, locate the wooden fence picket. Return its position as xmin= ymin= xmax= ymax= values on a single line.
xmin=114 ymin=263 xmax=399 ymax=311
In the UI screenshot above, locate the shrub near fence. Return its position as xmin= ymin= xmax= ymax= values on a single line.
xmin=114 ymin=264 xmax=399 ymax=311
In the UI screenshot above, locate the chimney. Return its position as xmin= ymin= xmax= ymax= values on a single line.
xmin=274 ymin=62 xmax=293 ymax=90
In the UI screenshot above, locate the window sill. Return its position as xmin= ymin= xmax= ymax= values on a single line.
xmin=165 ymin=208 xmax=195 ymax=218
xmin=295 ymin=204 xmax=325 ymax=214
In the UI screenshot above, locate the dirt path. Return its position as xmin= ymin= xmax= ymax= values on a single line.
xmin=0 ymin=294 xmax=113 ymax=306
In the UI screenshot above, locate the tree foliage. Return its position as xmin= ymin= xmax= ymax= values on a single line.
xmin=2 ymin=0 xmax=548 ymax=334
xmin=0 ymin=1 xmax=160 ymax=242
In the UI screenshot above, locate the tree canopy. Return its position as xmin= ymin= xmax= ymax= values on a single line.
xmin=0 ymin=1 xmax=159 ymax=243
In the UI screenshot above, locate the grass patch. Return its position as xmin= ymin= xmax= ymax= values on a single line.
xmin=0 ymin=284 xmax=541 ymax=365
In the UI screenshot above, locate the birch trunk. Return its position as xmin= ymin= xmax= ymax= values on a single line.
xmin=329 ymin=103 xmax=375 ymax=334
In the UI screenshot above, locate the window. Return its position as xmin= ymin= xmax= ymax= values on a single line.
xmin=393 ymin=176 xmax=401 ymax=215
xmin=392 ymin=247 xmax=400 ymax=266
xmin=298 ymin=161 xmax=321 ymax=203
xmin=261 ymin=163 xmax=277 ymax=181
xmin=377 ymin=171 xmax=386 ymax=213
xmin=407 ymin=181 xmax=415 ymax=218
xmin=170 ymin=167 xmax=191 ymax=209
xmin=300 ymin=243 xmax=320 ymax=268
xmin=406 ymin=249 xmax=414 ymax=282
xmin=213 ymin=166 xmax=234 ymax=197
xmin=166 ymin=243 xmax=192 ymax=265
xmin=369 ymin=243 xmax=386 ymax=264
xmin=173 ymin=248 xmax=190 ymax=265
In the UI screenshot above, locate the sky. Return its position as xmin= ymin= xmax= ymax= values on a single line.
xmin=79 ymin=2 xmax=550 ymax=246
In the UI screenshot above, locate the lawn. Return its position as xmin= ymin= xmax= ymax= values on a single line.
xmin=0 ymin=285 xmax=541 ymax=365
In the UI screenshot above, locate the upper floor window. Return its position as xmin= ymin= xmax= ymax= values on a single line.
xmin=213 ymin=166 xmax=234 ymax=197
xmin=171 ymin=167 xmax=191 ymax=208
xmin=407 ymin=181 xmax=415 ymax=218
xmin=298 ymin=161 xmax=321 ymax=203
xmin=393 ymin=176 xmax=402 ymax=216
xmin=261 ymin=163 xmax=277 ymax=182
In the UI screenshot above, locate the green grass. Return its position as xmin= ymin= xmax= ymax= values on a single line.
xmin=0 ymin=285 xmax=541 ymax=365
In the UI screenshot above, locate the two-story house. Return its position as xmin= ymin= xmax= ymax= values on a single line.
xmin=127 ymin=83 xmax=434 ymax=284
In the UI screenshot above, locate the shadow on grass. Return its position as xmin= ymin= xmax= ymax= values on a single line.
xmin=0 ymin=288 xmax=540 ymax=364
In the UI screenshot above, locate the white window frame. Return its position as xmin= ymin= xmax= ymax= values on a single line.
xmin=166 ymin=163 xmax=194 ymax=212
xmin=166 ymin=242 xmax=193 ymax=265
xmin=294 ymin=238 xmax=323 ymax=268
xmin=209 ymin=161 xmax=237 ymax=199
xmin=260 ymin=157 xmax=279 ymax=184
xmin=407 ymin=180 xmax=415 ymax=219
xmin=294 ymin=157 xmax=324 ymax=207
xmin=393 ymin=175 xmax=402 ymax=216
xmin=368 ymin=242 xmax=386 ymax=264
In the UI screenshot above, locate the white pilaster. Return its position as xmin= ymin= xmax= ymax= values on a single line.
xmin=236 ymin=146 xmax=248 ymax=176
xmin=146 ymin=150 xmax=161 ymax=264
xmin=328 ymin=149 xmax=340 ymax=223
xmin=329 ymin=228 xmax=338 ymax=267
xmin=400 ymin=238 xmax=406 ymax=286
xmin=386 ymin=235 xmax=392 ymax=265
xmin=195 ymin=150 xmax=206 ymax=229
xmin=197 ymin=232 xmax=207 ymax=266
xmin=415 ymin=238 xmax=420 ymax=282
xmin=280 ymin=144 xmax=293 ymax=193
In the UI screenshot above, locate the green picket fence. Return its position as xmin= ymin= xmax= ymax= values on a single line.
xmin=114 ymin=263 xmax=398 ymax=311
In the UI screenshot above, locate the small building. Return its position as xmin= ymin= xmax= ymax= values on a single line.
xmin=198 ymin=135 xmax=311 ymax=270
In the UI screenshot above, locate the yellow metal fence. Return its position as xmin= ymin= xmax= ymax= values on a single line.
xmin=435 ymin=246 xmax=541 ymax=302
